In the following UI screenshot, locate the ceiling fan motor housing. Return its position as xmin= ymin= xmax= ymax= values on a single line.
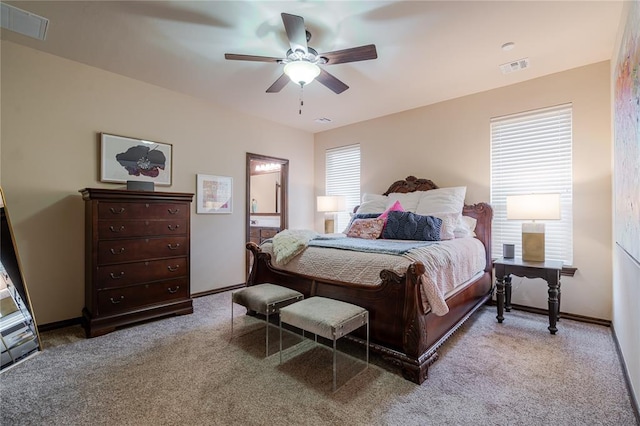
xmin=283 ymin=47 xmax=325 ymax=65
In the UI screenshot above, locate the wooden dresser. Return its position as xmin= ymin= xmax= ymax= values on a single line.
xmin=80 ymin=188 xmax=194 ymax=337
xmin=249 ymin=226 xmax=279 ymax=245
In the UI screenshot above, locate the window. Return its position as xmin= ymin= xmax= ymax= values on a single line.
xmin=325 ymin=144 xmax=361 ymax=232
xmin=491 ymin=104 xmax=573 ymax=264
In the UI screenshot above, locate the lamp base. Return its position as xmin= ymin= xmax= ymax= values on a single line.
xmin=324 ymin=218 xmax=335 ymax=234
xmin=522 ymin=222 xmax=545 ymax=262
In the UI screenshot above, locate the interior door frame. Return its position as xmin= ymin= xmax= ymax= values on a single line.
xmin=245 ymin=153 xmax=289 ymax=274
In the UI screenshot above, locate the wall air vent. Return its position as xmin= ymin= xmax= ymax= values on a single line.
xmin=499 ymin=58 xmax=530 ymax=74
xmin=0 ymin=2 xmax=49 ymax=41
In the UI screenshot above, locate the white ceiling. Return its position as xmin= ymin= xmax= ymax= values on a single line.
xmin=1 ymin=1 xmax=624 ymax=133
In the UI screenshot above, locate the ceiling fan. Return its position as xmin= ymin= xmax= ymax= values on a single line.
xmin=225 ymin=13 xmax=378 ymax=94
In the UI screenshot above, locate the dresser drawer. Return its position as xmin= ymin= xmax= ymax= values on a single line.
xmin=98 ymin=202 xmax=189 ymax=220
xmin=98 ymin=219 xmax=187 ymax=239
xmin=260 ymin=228 xmax=279 ymax=240
xmin=249 ymin=227 xmax=279 ymax=244
xmin=95 ymin=258 xmax=188 ymax=289
xmin=98 ymin=237 xmax=188 ymax=265
xmin=96 ymin=278 xmax=188 ymax=316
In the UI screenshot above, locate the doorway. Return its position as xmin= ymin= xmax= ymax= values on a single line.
xmin=246 ymin=153 xmax=289 ymax=274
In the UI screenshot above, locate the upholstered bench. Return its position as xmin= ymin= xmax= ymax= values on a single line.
xmin=279 ymin=296 xmax=369 ymax=391
xmin=231 ymin=283 xmax=303 ymax=357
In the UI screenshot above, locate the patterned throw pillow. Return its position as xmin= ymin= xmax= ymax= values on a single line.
xmin=342 ymin=213 xmax=381 ymax=233
xmin=346 ymin=218 xmax=386 ymax=239
xmin=381 ymin=211 xmax=442 ymax=241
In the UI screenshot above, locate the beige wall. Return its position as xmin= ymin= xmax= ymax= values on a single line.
xmin=0 ymin=41 xmax=315 ymax=325
xmin=611 ymin=0 xmax=640 ymax=410
xmin=315 ymin=61 xmax=613 ymax=321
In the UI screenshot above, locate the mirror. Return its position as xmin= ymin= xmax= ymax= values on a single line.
xmin=250 ymin=172 xmax=280 ymax=214
xmin=0 ymin=187 xmax=41 ymax=371
xmin=246 ymin=153 xmax=289 ymax=273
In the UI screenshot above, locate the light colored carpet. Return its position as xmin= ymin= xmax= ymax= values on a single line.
xmin=1 ymin=291 xmax=637 ymax=426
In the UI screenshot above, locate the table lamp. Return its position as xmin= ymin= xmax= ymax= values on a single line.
xmin=506 ymin=193 xmax=561 ymax=262
xmin=317 ymin=195 xmax=346 ymax=234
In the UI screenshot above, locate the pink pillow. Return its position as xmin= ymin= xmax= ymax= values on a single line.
xmin=346 ymin=218 xmax=385 ymax=239
xmin=379 ymin=200 xmax=405 ymax=220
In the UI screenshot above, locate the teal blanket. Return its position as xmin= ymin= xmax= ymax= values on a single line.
xmin=308 ymin=237 xmax=435 ymax=255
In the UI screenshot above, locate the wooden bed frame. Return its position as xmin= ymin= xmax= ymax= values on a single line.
xmin=246 ymin=176 xmax=493 ymax=384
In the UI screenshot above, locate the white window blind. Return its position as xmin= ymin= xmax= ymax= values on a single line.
xmin=326 ymin=144 xmax=361 ymax=232
xmin=491 ymin=104 xmax=573 ymax=264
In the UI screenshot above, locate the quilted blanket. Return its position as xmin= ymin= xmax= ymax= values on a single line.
xmin=271 ymin=229 xmax=319 ymax=265
xmin=403 ymin=238 xmax=486 ymax=315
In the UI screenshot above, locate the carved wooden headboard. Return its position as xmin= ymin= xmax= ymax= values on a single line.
xmin=383 ymin=176 xmax=438 ymax=194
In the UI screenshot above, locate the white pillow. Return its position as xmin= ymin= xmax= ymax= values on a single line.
xmin=454 ymin=215 xmax=477 ymax=238
xmin=462 ymin=215 xmax=477 ymax=230
xmin=355 ymin=193 xmax=388 ymax=214
xmin=386 ymin=191 xmax=424 ymax=213
xmin=428 ymin=212 xmax=459 ymax=240
xmin=415 ymin=186 xmax=466 ymax=216
xmin=362 ymin=193 xmax=387 ymax=203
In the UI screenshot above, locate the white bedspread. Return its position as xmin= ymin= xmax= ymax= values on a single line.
xmin=403 ymin=238 xmax=486 ymax=315
xmin=259 ymin=237 xmax=486 ymax=316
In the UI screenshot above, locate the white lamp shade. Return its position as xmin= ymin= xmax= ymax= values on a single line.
xmin=317 ymin=195 xmax=346 ymax=213
xmin=506 ymin=194 xmax=561 ymax=220
xmin=284 ymin=61 xmax=321 ymax=85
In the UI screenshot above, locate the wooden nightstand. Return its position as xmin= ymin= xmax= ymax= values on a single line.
xmin=494 ymin=257 xmax=563 ymax=334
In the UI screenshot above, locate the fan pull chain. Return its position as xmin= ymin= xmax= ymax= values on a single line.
xmin=298 ymin=84 xmax=305 ymax=115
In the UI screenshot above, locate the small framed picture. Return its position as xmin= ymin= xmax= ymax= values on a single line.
xmin=100 ymin=133 xmax=172 ymax=186
xmin=197 ymin=174 xmax=233 ymax=214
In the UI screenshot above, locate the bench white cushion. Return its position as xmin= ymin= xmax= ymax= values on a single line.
xmin=232 ymin=284 xmax=303 ymax=315
xmin=280 ymin=297 xmax=367 ymax=340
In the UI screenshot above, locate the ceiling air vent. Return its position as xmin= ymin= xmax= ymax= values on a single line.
xmin=499 ymin=58 xmax=530 ymax=74
xmin=0 ymin=2 xmax=49 ymax=41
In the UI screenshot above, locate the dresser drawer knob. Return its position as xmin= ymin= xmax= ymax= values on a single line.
xmin=168 ymin=224 xmax=180 ymax=231
xmin=109 ymin=207 xmax=126 ymax=215
xmin=168 ymin=208 xmax=180 ymax=215
xmin=109 ymin=272 xmax=125 ymax=279
xmin=167 ymin=243 xmax=180 ymax=250
xmin=109 ymin=225 xmax=125 ymax=233
xmin=110 ymin=247 xmax=126 ymax=255
xmin=110 ymin=295 xmax=125 ymax=304
xmin=167 ymin=286 xmax=180 ymax=294
xmin=167 ymin=265 xmax=180 ymax=272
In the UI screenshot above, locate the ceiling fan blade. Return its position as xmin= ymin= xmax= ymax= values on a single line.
xmin=320 ymin=44 xmax=378 ymax=65
xmin=281 ymin=13 xmax=308 ymax=54
xmin=316 ymin=68 xmax=349 ymax=94
xmin=224 ymin=53 xmax=282 ymax=63
xmin=266 ymin=74 xmax=290 ymax=93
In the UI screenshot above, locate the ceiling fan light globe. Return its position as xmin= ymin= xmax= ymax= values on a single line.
xmin=284 ymin=61 xmax=321 ymax=85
